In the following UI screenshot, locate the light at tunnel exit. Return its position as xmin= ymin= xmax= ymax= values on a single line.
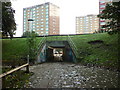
xmin=53 ymin=48 xmax=63 ymax=61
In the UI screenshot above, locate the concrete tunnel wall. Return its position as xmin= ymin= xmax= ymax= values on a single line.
xmin=36 ymin=44 xmax=46 ymax=63
xmin=36 ymin=41 xmax=76 ymax=63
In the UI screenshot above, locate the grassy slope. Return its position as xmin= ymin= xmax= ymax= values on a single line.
xmin=2 ymin=33 xmax=118 ymax=69
xmin=72 ymin=33 xmax=118 ymax=69
xmin=2 ymin=37 xmax=42 ymax=61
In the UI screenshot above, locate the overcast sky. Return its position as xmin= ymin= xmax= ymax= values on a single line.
xmin=11 ymin=0 xmax=99 ymax=37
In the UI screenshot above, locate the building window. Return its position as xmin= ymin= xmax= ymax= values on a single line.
xmin=33 ymin=25 xmax=35 ymax=28
xmin=24 ymin=10 xmax=26 ymax=13
xmin=101 ymin=22 xmax=105 ymax=25
xmin=46 ymin=18 xmax=48 ymax=21
xmin=46 ymin=12 xmax=48 ymax=14
xmin=46 ymin=15 xmax=48 ymax=18
xmin=33 ymin=14 xmax=35 ymax=16
xmin=46 ymin=5 xmax=48 ymax=8
xmin=33 ymin=23 xmax=35 ymax=26
xmin=46 ymin=25 xmax=48 ymax=27
xmin=27 ymin=9 xmax=30 ymax=11
xmin=37 ymin=7 xmax=39 ymax=9
xmin=46 ymin=8 xmax=48 ymax=11
xmin=33 ymin=8 xmax=35 ymax=10
xmin=33 ymin=17 xmax=35 ymax=19
xmin=41 ymin=18 xmax=43 ymax=21
xmin=95 ymin=25 xmax=97 ymax=27
xmin=37 ymin=13 xmax=39 ymax=15
xmin=41 ymin=28 xmax=44 ymax=30
xmin=41 ymin=25 xmax=44 ymax=27
xmin=41 ymin=15 xmax=44 ymax=18
xmin=24 ymin=13 xmax=26 ymax=15
xmin=100 ymin=5 xmax=105 ymax=8
xmin=100 ymin=1 xmax=105 ymax=3
xmin=46 ymin=21 xmax=48 ymax=24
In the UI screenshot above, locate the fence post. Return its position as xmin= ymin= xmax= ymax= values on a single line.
xmin=26 ymin=55 xmax=29 ymax=73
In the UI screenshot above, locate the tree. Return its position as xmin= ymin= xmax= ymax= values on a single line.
xmin=98 ymin=1 xmax=120 ymax=34
xmin=2 ymin=2 xmax=16 ymax=38
xmin=23 ymin=31 xmax=39 ymax=37
xmin=26 ymin=31 xmax=37 ymax=63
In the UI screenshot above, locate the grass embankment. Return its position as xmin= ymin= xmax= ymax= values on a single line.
xmin=2 ymin=37 xmax=42 ymax=65
xmin=2 ymin=33 xmax=118 ymax=69
xmin=71 ymin=33 xmax=118 ymax=69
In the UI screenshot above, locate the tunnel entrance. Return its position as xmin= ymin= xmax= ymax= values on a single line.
xmin=36 ymin=41 xmax=76 ymax=63
xmin=46 ymin=46 xmax=65 ymax=62
xmin=46 ymin=41 xmax=76 ymax=63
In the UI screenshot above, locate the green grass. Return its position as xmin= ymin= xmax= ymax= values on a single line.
xmin=2 ymin=33 xmax=118 ymax=69
xmin=2 ymin=37 xmax=42 ymax=65
xmin=2 ymin=67 xmax=33 ymax=88
xmin=71 ymin=33 xmax=118 ymax=69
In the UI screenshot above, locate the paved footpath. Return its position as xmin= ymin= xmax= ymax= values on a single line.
xmin=24 ymin=62 xmax=118 ymax=88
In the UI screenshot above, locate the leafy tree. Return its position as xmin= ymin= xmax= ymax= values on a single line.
xmin=23 ymin=31 xmax=39 ymax=37
xmin=26 ymin=31 xmax=37 ymax=63
xmin=98 ymin=1 xmax=120 ymax=34
xmin=2 ymin=2 xmax=16 ymax=39
xmin=22 ymin=31 xmax=31 ymax=37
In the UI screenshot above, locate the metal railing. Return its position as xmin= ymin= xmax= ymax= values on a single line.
xmin=35 ymin=35 xmax=79 ymax=61
xmin=35 ymin=35 xmax=46 ymax=57
xmin=67 ymin=35 xmax=78 ymax=59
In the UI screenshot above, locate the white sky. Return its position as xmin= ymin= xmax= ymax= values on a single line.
xmin=11 ymin=0 xmax=99 ymax=37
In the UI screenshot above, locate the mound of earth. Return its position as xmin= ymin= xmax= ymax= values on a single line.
xmin=88 ymin=40 xmax=104 ymax=45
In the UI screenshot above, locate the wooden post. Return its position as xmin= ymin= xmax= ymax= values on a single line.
xmin=26 ymin=65 xmax=29 ymax=73
xmin=26 ymin=55 xmax=29 ymax=73
xmin=27 ymin=55 xmax=29 ymax=64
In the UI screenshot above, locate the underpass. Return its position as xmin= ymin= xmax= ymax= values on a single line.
xmin=26 ymin=36 xmax=118 ymax=88
xmin=36 ymin=41 xmax=76 ymax=63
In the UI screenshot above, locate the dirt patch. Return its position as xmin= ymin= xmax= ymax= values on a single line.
xmin=88 ymin=40 xmax=104 ymax=45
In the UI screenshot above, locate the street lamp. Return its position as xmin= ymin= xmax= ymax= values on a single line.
xmin=28 ymin=19 xmax=34 ymax=21
xmin=27 ymin=19 xmax=34 ymax=64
